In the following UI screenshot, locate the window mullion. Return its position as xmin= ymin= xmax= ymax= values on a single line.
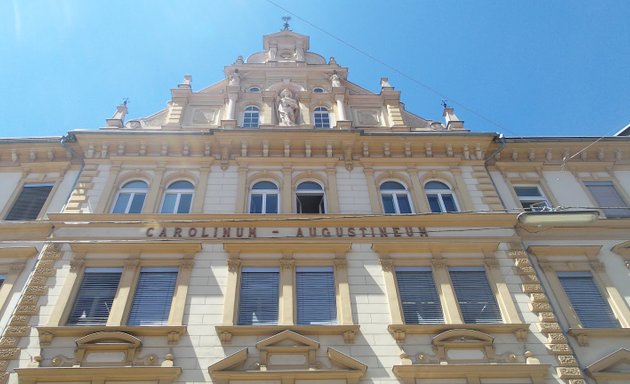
xmin=279 ymin=262 xmax=295 ymax=325
xmin=108 ymin=263 xmax=138 ymax=326
xmin=432 ymin=264 xmax=463 ymax=323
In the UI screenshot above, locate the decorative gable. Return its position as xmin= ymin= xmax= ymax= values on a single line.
xmin=208 ymin=330 xmax=366 ymax=384
xmin=586 ymin=348 xmax=630 ymax=382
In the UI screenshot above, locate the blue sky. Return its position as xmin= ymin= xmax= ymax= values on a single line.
xmin=1 ymin=1 xmax=629 ymax=138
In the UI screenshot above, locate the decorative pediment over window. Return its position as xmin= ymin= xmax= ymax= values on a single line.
xmin=16 ymin=331 xmax=181 ymax=383
xmin=586 ymin=348 xmax=630 ymax=382
xmin=208 ymin=330 xmax=367 ymax=384
xmin=612 ymin=240 xmax=630 ymax=269
xmin=393 ymin=329 xmax=550 ymax=384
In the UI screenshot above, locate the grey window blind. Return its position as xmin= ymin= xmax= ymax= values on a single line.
xmin=296 ymin=267 xmax=337 ymax=325
xmin=128 ymin=267 xmax=178 ymax=326
xmin=449 ymin=267 xmax=502 ymax=324
xmin=396 ymin=267 xmax=444 ymax=324
xmin=5 ymin=184 xmax=53 ymax=220
xmin=584 ymin=181 xmax=630 ymax=218
xmin=557 ymin=271 xmax=620 ymax=328
xmin=238 ymin=267 xmax=279 ymax=325
xmin=67 ymin=268 xmax=122 ymax=326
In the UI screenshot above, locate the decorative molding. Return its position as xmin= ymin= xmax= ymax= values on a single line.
xmin=209 ymin=330 xmax=366 ymax=383
xmin=387 ymin=324 xmax=528 ymax=343
xmin=215 ymin=325 xmax=359 ymax=344
xmin=36 ymin=325 xmax=187 ymax=345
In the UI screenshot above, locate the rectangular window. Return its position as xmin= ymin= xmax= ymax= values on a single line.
xmin=514 ymin=185 xmax=550 ymax=211
xmin=5 ymin=183 xmax=53 ymax=220
xmin=449 ymin=267 xmax=502 ymax=324
xmin=238 ymin=267 xmax=279 ymax=325
xmin=584 ymin=181 xmax=630 ymax=218
xmin=67 ymin=268 xmax=123 ymax=326
xmin=127 ymin=267 xmax=178 ymax=326
xmin=296 ymin=267 xmax=336 ymax=325
xmin=557 ymin=271 xmax=620 ymax=328
xmin=395 ymin=267 xmax=443 ymax=324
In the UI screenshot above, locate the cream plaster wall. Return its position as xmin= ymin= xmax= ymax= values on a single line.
xmin=542 ymin=171 xmax=591 ymax=209
xmin=204 ymin=166 xmax=238 ymax=213
xmin=0 ymin=173 xmax=22 ymax=214
xmin=489 ymin=170 xmax=520 ymax=211
xmin=47 ymin=168 xmax=80 ymax=215
xmin=336 ymin=166 xmax=372 ymax=214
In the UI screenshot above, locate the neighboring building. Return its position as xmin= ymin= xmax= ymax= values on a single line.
xmin=0 ymin=27 xmax=629 ymax=384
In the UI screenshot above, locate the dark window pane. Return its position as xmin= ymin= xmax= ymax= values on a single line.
xmin=112 ymin=193 xmax=131 ymax=214
xmin=250 ymin=194 xmax=263 ymax=213
xmin=129 ymin=193 xmax=146 ymax=213
xmin=442 ymin=194 xmax=458 ymax=212
xmin=266 ymin=194 xmax=278 ymax=213
xmin=558 ymin=272 xmax=619 ymax=328
xmin=297 ymin=268 xmax=336 ymax=325
xmin=67 ymin=269 xmax=122 ymax=326
xmin=382 ymin=195 xmax=395 ymax=213
xmin=449 ymin=268 xmax=502 ymax=324
xmin=397 ymin=195 xmax=412 ymax=213
xmin=177 ymin=193 xmax=192 ymax=213
xmin=5 ymin=184 xmax=53 ymax=220
xmin=427 ymin=195 xmax=442 ymax=213
xmin=161 ymin=194 xmax=177 ymax=213
xmin=128 ymin=268 xmax=178 ymax=326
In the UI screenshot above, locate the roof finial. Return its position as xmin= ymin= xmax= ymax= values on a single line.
xmin=282 ymin=16 xmax=291 ymax=31
xmin=441 ymin=99 xmax=448 ymax=108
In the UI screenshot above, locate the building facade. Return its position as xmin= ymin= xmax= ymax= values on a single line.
xmin=0 ymin=28 xmax=629 ymax=384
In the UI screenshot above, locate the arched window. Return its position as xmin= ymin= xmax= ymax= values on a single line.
xmin=112 ymin=180 xmax=148 ymax=214
xmin=249 ymin=181 xmax=279 ymax=214
xmin=313 ymin=107 xmax=330 ymax=129
xmin=296 ymin=181 xmax=325 ymax=214
xmin=248 ymin=86 xmax=261 ymax=93
xmin=243 ymin=106 xmax=260 ymax=128
xmin=160 ymin=180 xmax=194 ymax=213
xmin=425 ymin=181 xmax=459 ymax=213
xmin=312 ymin=87 xmax=325 ymax=93
xmin=380 ymin=181 xmax=413 ymax=214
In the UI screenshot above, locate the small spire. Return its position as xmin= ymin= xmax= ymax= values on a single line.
xmin=282 ymin=16 xmax=291 ymax=31
xmin=442 ymin=102 xmax=465 ymax=130
xmin=106 ymin=100 xmax=129 ymax=128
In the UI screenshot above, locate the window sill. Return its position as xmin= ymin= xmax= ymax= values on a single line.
xmin=215 ymin=324 xmax=360 ymax=343
xmin=568 ymin=327 xmax=630 ymax=346
xmin=16 ymin=366 xmax=182 ymax=383
xmin=388 ymin=323 xmax=529 ymax=343
xmin=37 ymin=325 xmax=187 ymax=345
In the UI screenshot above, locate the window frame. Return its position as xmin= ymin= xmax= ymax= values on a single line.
xmin=4 ymin=182 xmax=55 ymax=221
xmin=513 ymin=184 xmax=551 ymax=212
xmin=376 ymin=245 xmax=524 ymax=342
xmin=46 ymin=243 xmax=198 ymax=343
xmin=295 ymin=180 xmax=326 ymax=214
xmin=313 ymin=106 xmax=331 ymax=129
xmin=248 ymin=180 xmax=279 ymax=214
xmin=424 ymin=180 xmax=460 ymax=213
xmin=220 ymin=243 xmax=356 ymax=341
xmin=242 ymin=105 xmax=261 ymax=128
xmin=160 ymin=180 xmax=194 ymax=214
xmin=380 ymin=181 xmax=414 ymax=214
xmin=111 ymin=179 xmax=148 ymax=214
xmin=532 ymin=246 xmax=630 ymax=332
xmin=583 ymin=180 xmax=630 ymax=218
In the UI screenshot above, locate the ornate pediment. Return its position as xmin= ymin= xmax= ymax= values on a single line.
xmin=394 ymin=329 xmax=550 ymax=383
xmin=586 ymin=348 xmax=630 ymax=381
xmin=208 ymin=330 xmax=366 ymax=384
xmin=16 ymin=331 xmax=181 ymax=383
xmin=45 ymin=331 xmax=173 ymax=368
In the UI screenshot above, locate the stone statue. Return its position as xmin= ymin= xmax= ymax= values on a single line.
xmin=331 ymin=72 xmax=341 ymax=87
xmin=277 ymin=88 xmax=299 ymax=126
xmin=228 ymin=71 xmax=240 ymax=86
